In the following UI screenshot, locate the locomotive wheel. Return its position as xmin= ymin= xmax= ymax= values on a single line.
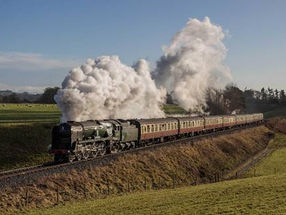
xmin=98 ymin=142 xmax=106 ymax=156
xmin=91 ymin=151 xmax=99 ymax=158
xmin=67 ymin=154 xmax=76 ymax=162
xmin=82 ymin=150 xmax=90 ymax=160
xmin=110 ymin=143 xmax=121 ymax=154
xmin=75 ymin=152 xmax=83 ymax=161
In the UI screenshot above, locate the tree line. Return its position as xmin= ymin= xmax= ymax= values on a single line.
xmin=206 ymin=85 xmax=286 ymax=115
xmin=0 ymin=87 xmax=59 ymax=104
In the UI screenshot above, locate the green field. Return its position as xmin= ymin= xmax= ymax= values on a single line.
xmin=0 ymin=104 xmax=60 ymax=123
xmin=264 ymin=106 xmax=286 ymax=119
xmin=244 ymin=133 xmax=286 ymax=177
xmin=163 ymin=104 xmax=187 ymax=114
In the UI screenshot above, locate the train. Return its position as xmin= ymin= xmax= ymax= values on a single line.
xmin=50 ymin=113 xmax=264 ymax=163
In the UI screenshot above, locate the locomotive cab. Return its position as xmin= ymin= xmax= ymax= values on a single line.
xmin=51 ymin=123 xmax=72 ymax=152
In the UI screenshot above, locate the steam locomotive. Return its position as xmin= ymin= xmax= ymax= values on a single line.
xmin=50 ymin=113 xmax=264 ymax=163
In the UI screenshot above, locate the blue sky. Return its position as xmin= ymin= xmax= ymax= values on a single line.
xmin=0 ymin=0 xmax=285 ymax=93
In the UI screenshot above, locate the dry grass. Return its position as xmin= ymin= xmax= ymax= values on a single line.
xmin=0 ymin=126 xmax=271 ymax=213
xmin=266 ymin=117 xmax=286 ymax=134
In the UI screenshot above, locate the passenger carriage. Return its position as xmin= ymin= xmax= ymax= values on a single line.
xmin=222 ymin=115 xmax=236 ymax=128
xmin=236 ymin=114 xmax=247 ymax=126
xmin=134 ymin=118 xmax=179 ymax=141
xmin=178 ymin=117 xmax=204 ymax=136
xmin=204 ymin=116 xmax=223 ymax=131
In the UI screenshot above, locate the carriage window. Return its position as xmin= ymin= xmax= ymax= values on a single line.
xmin=151 ymin=125 xmax=154 ymax=132
xmin=147 ymin=125 xmax=150 ymax=133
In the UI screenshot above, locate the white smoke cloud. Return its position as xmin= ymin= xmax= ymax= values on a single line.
xmin=154 ymin=17 xmax=231 ymax=112
xmin=54 ymin=56 xmax=166 ymax=122
xmin=55 ymin=17 xmax=231 ymax=121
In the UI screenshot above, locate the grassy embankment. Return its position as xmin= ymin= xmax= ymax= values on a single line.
xmin=21 ymin=126 xmax=286 ymax=215
xmin=23 ymin=174 xmax=286 ymax=215
xmin=0 ymin=104 xmax=60 ymax=170
xmin=0 ymin=123 xmax=54 ymax=170
xmin=0 ymin=126 xmax=271 ymax=213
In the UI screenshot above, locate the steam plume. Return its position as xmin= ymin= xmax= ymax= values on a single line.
xmin=154 ymin=17 xmax=231 ymax=112
xmin=55 ymin=17 xmax=231 ymax=121
xmin=54 ymin=56 xmax=166 ymax=122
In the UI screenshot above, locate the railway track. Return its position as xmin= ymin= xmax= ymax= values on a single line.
xmin=0 ymin=165 xmax=43 ymax=178
xmin=0 ymin=124 xmax=264 ymax=190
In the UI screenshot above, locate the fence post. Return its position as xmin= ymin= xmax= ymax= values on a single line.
xmin=107 ymin=179 xmax=110 ymax=195
xmin=74 ymin=181 xmax=77 ymax=194
xmin=158 ymin=177 xmax=161 ymax=189
xmin=172 ymin=175 xmax=175 ymax=189
xmin=127 ymin=180 xmax=130 ymax=192
xmin=84 ymin=184 xmax=87 ymax=198
xmin=144 ymin=177 xmax=147 ymax=191
xmin=25 ymin=188 xmax=29 ymax=207
xmin=56 ymin=186 xmax=59 ymax=204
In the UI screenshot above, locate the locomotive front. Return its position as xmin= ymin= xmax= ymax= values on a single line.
xmin=50 ymin=123 xmax=74 ymax=162
xmin=50 ymin=121 xmax=114 ymax=163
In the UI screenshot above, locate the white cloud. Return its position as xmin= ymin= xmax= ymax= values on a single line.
xmin=0 ymin=51 xmax=79 ymax=71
